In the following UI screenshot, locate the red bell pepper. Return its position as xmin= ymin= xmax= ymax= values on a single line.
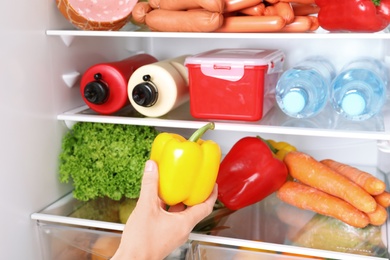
xmin=216 ymin=136 xmax=288 ymax=210
xmin=316 ymin=0 xmax=390 ymax=32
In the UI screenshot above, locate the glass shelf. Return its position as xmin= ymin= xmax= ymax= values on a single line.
xmin=46 ymin=22 xmax=390 ymax=39
xmin=57 ymin=103 xmax=390 ymax=141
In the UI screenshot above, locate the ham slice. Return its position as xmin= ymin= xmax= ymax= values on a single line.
xmin=56 ymin=0 xmax=138 ymax=30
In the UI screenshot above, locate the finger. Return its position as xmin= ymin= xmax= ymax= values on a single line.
xmin=168 ymin=203 xmax=186 ymax=212
xmin=183 ymin=184 xmax=218 ymax=225
xmin=138 ymin=160 xmax=159 ymax=204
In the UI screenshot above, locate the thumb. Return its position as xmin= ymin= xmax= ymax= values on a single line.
xmin=138 ymin=160 xmax=159 ymax=203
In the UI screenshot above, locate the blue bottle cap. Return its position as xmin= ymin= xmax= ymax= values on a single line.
xmin=341 ymin=93 xmax=366 ymax=116
xmin=283 ymin=91 xmax=306 ymax=114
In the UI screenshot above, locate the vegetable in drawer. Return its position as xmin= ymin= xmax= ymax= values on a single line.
xmin=217 ymin=136 xmax=289 ymax=210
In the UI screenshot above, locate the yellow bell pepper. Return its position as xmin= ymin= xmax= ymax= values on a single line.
xmin=267 ymin=139 xmax=297 ymax=161
xmin=150 ymin=122 xmax=221 ymax=206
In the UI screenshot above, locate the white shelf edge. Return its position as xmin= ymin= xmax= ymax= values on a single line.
xmin=57 ymin=106 xmax=390 ymax=141
xmin=46 ymin=30 xmax=390 ymax=40
xmin=189 ymin=233 xmax=384 ymax=260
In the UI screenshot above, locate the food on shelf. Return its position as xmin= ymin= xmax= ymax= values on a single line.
xmin=217 ymin=136 xmax=288 ymax=210
xmin=374 ymin=191 xmax=390 ymax=208
xmin=291 ymin=214 xmax=387 ymax=257
xmin=148 ymin=0 xmax=225 ymax=12
xmin=278 ymin=151 xmax=390 ymax=228
xmin=284 ymin=151 xmax=377 ymax=214
xmin=316 ymin=0 xmax=390 ymax=32
xmin=144 ymin=9 xmax=224 ymax=32
xmin=131 ymin=0 xmax=319 ymax=32
xmin=277 ymin=181 xmax=370 ymax=228
xmin=59 ymin=122 xmax=159 ymax=201
xmin=321 ymin=159 xmax=386 ymax=195
xmin=56 ymin=0 xmax=138 ymax=30
xmin=266 ymin=139 xmax=297 ymax=161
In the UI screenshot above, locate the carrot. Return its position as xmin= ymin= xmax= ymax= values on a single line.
xmin=239 ymin=3 xmax=266 ymax=16
xmin=215 ymin=15 xmax=286 ymax=32
xmin=366 ymin=204 xmax=388 ymax=226
xmin=277 ymin=181 xmax=370 ymax=228
xmin=375 ymin=191 xmax=390 ymax=208
xmin=321 ymin=159 xmax=386 ymax=196
xmin=291 ymin=3 xmax=319 ymax=16
xmin=279 ymin=16 xmax=312 ymax=32
xmin=284 ymin=152 xmax=377 ymax=213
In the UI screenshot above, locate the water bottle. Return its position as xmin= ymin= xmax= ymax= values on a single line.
xmin=275 ymin=56 xmax=336 ymax=118
xmin=331 ymin=57 xmax=388 ymax=121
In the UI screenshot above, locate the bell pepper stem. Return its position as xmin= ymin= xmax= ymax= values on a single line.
xmin=189 ymin=122 xmax=215 ymax=142
xmin=256 ymin=136 xmax=278 ymax=154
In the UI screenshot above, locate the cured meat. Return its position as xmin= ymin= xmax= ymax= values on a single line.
xmin=56 ymin=0 xmax=138 ymax=30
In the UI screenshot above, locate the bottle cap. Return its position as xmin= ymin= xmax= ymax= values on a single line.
xmin=341 ymin=92 xmax=366 ymax=116
xmin=132 ymin=75 xmax=158 ymax=107
xmin=283 ymin=90 xmax=307 ymax=114
xmin=84 ymin=81 xmax=109 ymax=104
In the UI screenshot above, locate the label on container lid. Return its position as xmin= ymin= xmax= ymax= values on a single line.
xmin=185 ymin=49 xmax=285 ymax=81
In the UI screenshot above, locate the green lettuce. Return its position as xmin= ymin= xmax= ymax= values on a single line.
xmin=59 ymin=122 xmax=159 ymax=201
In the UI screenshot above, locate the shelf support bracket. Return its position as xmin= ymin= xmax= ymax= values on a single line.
xmin=62 ymin=71 xmax=81 ymax=88
xmin=60 ymin=35 xmax=75 ymax=47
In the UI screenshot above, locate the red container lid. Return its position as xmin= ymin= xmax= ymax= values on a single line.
xmin=185 ymin=48 xmax=284 ymax=81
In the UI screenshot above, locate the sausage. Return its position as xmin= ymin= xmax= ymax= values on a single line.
xmin=308 ymin=16 xmax=320 ymax=31
xmin=145 ymin=9 xmax=224 ymax=32
xmin=239 ymin=3 xmax=266 ymax=16
xmin=131 ymin=2 xmax=153 ymax=24
xmin=225 ymin=0 xmax=263 ymax=13
xmin=215 ymin=15 xmax=286 ymax=32
xmin=149 ymin=0 xmax=225 ymax=12
xmin=279 ymin=16 xmax=313 ymax=32
xmin=56 ymin=0 xmax=138 ymax=30
xmin=291 ymin=3 xmax=320 ymax=16
xmin=264 ymin=2 xmax=294 ymax=24
xmin=280 ymin=0 xmax=315 ymax=4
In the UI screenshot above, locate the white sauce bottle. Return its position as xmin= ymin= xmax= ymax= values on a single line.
xmin=128 ymin=55 xmax=190 ymax=117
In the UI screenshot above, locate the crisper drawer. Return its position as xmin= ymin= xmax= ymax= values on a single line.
xmin=32 ymin=168 xmax=389 ymax=260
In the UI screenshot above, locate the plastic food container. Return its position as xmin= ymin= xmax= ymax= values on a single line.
xmin=185 ymin=49 xmax=285 ymax=121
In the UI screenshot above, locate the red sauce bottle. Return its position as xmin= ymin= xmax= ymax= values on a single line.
xmin=80 ymin=54 xmax=158 ymax=114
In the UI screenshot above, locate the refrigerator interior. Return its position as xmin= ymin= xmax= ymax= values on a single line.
xmin=1 ymin=0 xmax=390 ymax=259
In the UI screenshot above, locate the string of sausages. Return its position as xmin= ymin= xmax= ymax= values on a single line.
xmin=131 ymin=0 xmax=319 ymax=32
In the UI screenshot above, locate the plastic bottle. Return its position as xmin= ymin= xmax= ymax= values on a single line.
xmin=330 ymin=57 xmax=388 ymax=121
xmin=80 ymin=54 xmax=158 ymax=115
xmin=275 ymin=56 xmax=336 ymax=118
xmin=127 ymin=55 xmax=190 ymax=117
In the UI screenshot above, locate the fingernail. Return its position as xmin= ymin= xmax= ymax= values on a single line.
xmin=144 ymin=160 xmax=155 ymax=172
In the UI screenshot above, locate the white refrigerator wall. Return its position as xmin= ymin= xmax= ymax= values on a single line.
xmin=0 ymin=1 xmax=133 ymax=259
xmin=1 ymin=1 xmax=389 ymax=259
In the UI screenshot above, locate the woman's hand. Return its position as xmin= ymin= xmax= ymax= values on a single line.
xmin=112 ymin=160 xmax=218 ymax=260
